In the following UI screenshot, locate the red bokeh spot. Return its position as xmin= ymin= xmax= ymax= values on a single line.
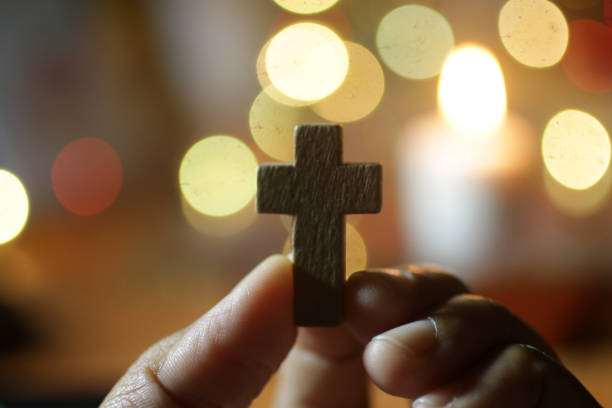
xmin=52 ymin=138 xmax=123 ymax=216
xmin=606 ymin=0 xmax=612 ymax=27
xmin=562 ymin=19 xmax=612 ymax=93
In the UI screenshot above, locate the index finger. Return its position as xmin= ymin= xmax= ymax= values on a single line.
xmin=101 ymin=255 xmax=296 ymax=408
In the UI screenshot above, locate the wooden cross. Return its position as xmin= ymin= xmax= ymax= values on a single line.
xmin=257 ymin=124 xmax=382 ymax=326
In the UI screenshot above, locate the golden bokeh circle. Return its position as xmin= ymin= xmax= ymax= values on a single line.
xmin=499 ymin=0 xmax=569 ymax=68
xmin=179 ymin=136 xmax=258 ymax=217
xmin=376 ymin=5 xmax=454 ymax=80
xmin=256 ymin=39 xmax=311 ymax=107
xmin=0 ymin=169 xmax=29 ymax=245
xmin=249 ymin=89 xmax=322 ymax=161
xmin=273 ymin=0 xmax=340 ymax=14
xmin=542 ymin=109 xmax=611 ymax=190
xmin=312 ymin=41 xmax=385 ymax=123
xmin=265 ymin=23 xmax=349 ymax=101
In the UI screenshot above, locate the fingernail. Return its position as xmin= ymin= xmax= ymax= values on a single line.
xmin=372 ymin=318 xmax=438 ymax=356
xmin=412 ymin=394 xmax=452 ymax=408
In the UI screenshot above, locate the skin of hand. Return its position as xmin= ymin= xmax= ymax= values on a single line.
xmin=101 ymin=255 xmax=602 ymax=408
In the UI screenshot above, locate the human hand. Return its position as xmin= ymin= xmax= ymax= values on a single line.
xmin=101 ymin=256 xmax=601 ymax=407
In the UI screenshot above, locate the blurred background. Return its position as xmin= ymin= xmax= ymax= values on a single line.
xmin=1 ymin=0 xmax=612 ymax=406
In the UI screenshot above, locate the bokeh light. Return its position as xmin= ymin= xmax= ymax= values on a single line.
xmin=438 ymin=45 xmax=507 ymax=137
xmin=499 ymin=0 xmax=568 ymax=68
xmin=544 ymin=167 xmax=612 ymax=217
xmin=312 ymin=41 xmax=385 ymax=123
xmin=256 ymin=40 xmax=310 ymax=107
xmin=0 ymin=170 xmax=29 ymax=245
xmin=272 ymin=0 xmax=340 ymax=15
xmin=345 ymin=222 xmax=368 ymax=276
xmin=542 ymin=109 xmax=611 ymax=190
xmin=249 ymin=89 xmax=321 ymax=161
xmin=562 ymin=19 xmax=612 ymax=94
xmin=283 ymin=222 xmax=367 ymax=276
xmin=265 ymin=22 xmax=349 ymax=101
xmin=52 ymin=138 xmax=123 ymax=216
xmin=376 ymin=5 xmax=454 ymax=80
xmin=179 ymin=135 xmax=258 ymax=217
xmin=181 ymin=197 xmax=256 ymax=237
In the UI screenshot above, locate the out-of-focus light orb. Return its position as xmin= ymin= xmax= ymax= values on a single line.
xmin=282 ymin=222 xmax=367 ymax=276
xmin=562 ymin=19 xmax=612 ymax=94
xmin=273 ymin=0 xmax=340 ymax=14
xmin=438 ymin=45 xmax=507 ymax=137
xmin=312 ymin=41 xmax=385 ymax=123
xmin=542 ymin=110 xmax=611 ymax=190
xmin=265 ymin=23 xmax=349 ymax=101
xmin=249 ymin=90 xmax=321 ymax=161
xmin=182 ymin=198 xmax=256 ymax=237
xmin=52 ymin=138 xmax=123 ymax=216
xmin=544 ymin=168 xmax=612 ymax=217
xmin=256 ymin=40 xmax=310 ymax=107
xmin=376 ymin=5 xmax=454 ymax=80
xmin=499 ymin=0 xmax=568 ymax=68
xmin=179 ymin=136 xmax=258 ymax=217
xmin=0 ymin=170 xmax=29 ymax=245
xmin=558 ymin=0 xmax=600 ymax=10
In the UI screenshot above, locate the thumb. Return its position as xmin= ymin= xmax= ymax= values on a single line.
xmin=101 ymin=255 xmax=296 ymax=408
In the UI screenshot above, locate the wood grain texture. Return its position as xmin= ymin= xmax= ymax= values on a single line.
xmin=257 ymin=124 xmax=382 ymax=326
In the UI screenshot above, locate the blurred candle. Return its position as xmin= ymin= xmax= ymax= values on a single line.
xmin=398 ymin=45 xmax=535 ymax=281
xmin=399 ymin=116 xmax=500 ymax=277
xmin=398 ymin=114 xmax=535 ymax=282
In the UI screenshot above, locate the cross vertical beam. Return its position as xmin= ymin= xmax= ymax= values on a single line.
xmin=257 ymin=124 xmax=382 ymax=326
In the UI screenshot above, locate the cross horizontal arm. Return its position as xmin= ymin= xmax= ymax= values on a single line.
xmin=256 ymin=164 xmax=298 ymax=214
xmin=337 ymin=163 xmax=382 ymax=214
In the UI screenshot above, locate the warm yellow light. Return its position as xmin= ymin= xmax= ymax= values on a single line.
xmin=312 ymin=41 xmax=385 ymax=123
xmin=499 ymin=0 xmax=568 ymax=68
xmin=0 ymin=170 xmax=29 ymax=245
xmin=256 ymin=40 xmax=310 ymax=107
xmin=249 ymin=89 xmax=321 ymax=161
xmin=346 ymin=223 xmax=367 ymax=276
xmin=376 ymin=5 xmax=454 ymax=80
xmin=438 ymin=44 xmax=507 ymax=137
xmin=282 ymin=222 xmax=367 ymax=276
xmin=266 ymin=23 xmax=349 ymax=101
xmin=542 ymin=110 xmax=611 ymax=190
xmin=273 ymin=0 xmax=340 ymax=14
xmin=179 ymin=136 xmax=258 ymax=217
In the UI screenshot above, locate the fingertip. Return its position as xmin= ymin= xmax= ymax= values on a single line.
xmin=250 ymin=253 xmax=293 ymax=283
xmin=364 ymin=336 xmax=416 ymax=399
xmin=363 ymin=320 xmax=438 ymax=399
xmin=155 ymin=254 xmax=297 ymax=407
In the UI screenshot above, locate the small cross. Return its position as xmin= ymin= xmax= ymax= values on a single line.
xmin=257 ymin=124 xmax=382 ymax=327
